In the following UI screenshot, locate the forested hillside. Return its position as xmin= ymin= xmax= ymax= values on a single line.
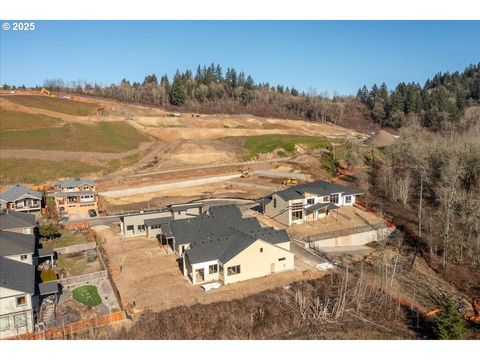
xmin=357 ymin=63 xmax=480 ymax=129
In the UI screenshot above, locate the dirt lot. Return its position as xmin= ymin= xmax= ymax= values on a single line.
xmin=96 ymin=226 xmax=324 ymax=312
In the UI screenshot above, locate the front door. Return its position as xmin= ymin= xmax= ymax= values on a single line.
xmin=270 ymin=263 xmax=275 ymax=273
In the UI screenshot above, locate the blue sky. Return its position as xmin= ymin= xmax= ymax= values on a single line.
xmin=1 ymin=21 xmax=479 ymax=95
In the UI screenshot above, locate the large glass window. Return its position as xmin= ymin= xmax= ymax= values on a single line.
xmin=227 ymin=265 xmax=241 ymax=275
xmin=345 ymin=195 xmax=352 ymax=204
xmin=330 ymin=194 xmax=339 ymax=204
xmin=209 ymin=264 xmax=218 ymax=274
xmin=291 ymin=203 xmax=303 ymax=221
xmin=0 ymin=317 xmax=10 ymax=331
xmin=307 ymin=198 xmax=315 ymax=205
xmin=14 ymin=314 xmax=27 ymax=328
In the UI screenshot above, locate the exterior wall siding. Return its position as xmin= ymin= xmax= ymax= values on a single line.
xmin=222 ymin=240 xmax=294 ymax=285
xmin=264 ymin=194 xmax=291 ymax=226
xmin=0 ymin=287 xmax=34 ymax=339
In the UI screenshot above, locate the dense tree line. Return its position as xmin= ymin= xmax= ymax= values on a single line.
xmin=32 ymin=63 xmax=347 ymax=123
xmin=372 ymin=118 xmax=480 ymax=269
xmin=357 ymin=63 xmax=480 ymax=129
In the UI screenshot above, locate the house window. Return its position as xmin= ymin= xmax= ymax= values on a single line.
xmin=307 ymin=198 xmax=315 ymax=205
xmin=345 ymin=195 xmax=352 ymax=204
xmin=137 ymin=225 xmax=145 ymax=231
xmin=209 ymin=264 xmax=218 ymax=274
xmin=20 ymin=255 xmax=28 ymax=261
xmin=291 ymin=203 xmax=303 ymax=221
xmin=219 ymin=265 xmax=224 ymax=275
xmin=273 ymin=198 xmax=277 ymax=208
xmin=227 ymin=265 xmax=241 ymax=276
xmin=330 ymin=194 xmax=339 ymax=204
xmin=126 ymin=225 xmax=134 ymax=231
xmin=260 ymin=248 xmax=263 ymax=253
xmin=278 ymin=257 xmax=286 ymax=261
xmin=178 ymin=211 xmax=181 ymax=215
xmin=14 ymin=314 xmax=27 ymax=328
xmin=16 ymin=296 xmax=27 ymax=306
xmin=0 ymin=317 xmax=9 ymax=331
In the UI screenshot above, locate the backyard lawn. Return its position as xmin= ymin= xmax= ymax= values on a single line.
xmin=57 ymin=251 xmax=103 ymax=277
xmin=72 ymin=285 xmax=102 ymax=307
xmin=241 ymin=135 xmax=333 ymax=160
xmin=41 ymin=229 xmax=89 ymax=250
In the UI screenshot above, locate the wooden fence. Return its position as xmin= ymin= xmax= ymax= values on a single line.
xmin=5 ymin=311 xmax=126 ymax=340
xmin=55 ymin=242 xmax=97 ymax=255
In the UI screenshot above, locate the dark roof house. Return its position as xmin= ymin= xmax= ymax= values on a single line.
xmin=0 ymin=230 xmax=35 ymax=257
xmin=0 ymin=256 xmax=35 ymax=294
xmin=0 ymin=210 xmax=36 ymax=230
xmin=170 ymin=204 xmax=290 ymax=264
xmin=275 ymin=180 xmax=363 ymax=201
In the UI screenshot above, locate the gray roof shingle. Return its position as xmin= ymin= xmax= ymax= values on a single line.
xmin=275 ymin=180 xmax=363 ymax=201
xmin=0 ymin=211 xmax=36 ymax=230
xmin=0 ymin=257 xmax=35 ymax=294
xmin=0 ymin=230 xmax=35 ymax=256
xmin=170 ymin=204 xmax=291 ymax=264
xmin=170 ymin=203 xmax=203 ymax=212
xmin=145 ymin=216 xmax=173 ymax=227
xmin=57 ymin=178 xmax=95 ymax=188
xmin=0 ymin=184 xmax=42 ymax=202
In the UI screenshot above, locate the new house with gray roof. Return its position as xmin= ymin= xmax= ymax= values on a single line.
xmin=165 ymin=204 xmax=294 ymax=285
xmin=0 ymin=184 xmax=42 ymax=218
xmin=264 ymin=180 xmax=363 ymax=226
xmin=53 ymin=178 xmax=97 ymax=219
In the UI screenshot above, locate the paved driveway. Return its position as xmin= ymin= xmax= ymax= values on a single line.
xmin=291 ymin=241 xmax=326 ymax=270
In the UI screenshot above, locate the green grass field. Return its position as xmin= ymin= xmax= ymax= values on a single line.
xmin=4 ymin=95 xmax=98 ymax=116
xmin=72 ymin=285 xmax=102 ymax=307
xmin=0 ymin=154 xmax=140 ymax=184
xmin=242 ymin=135 xmax=332 ymax=160
xmin=0 ymin=159 xmax=102 ymax=184
xmin=0 ymin=109 xmax=63 ymax=131
xmin=0 ymin=121 xmax=148 ymax=153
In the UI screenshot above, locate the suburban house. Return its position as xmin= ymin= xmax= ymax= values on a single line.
xmin=0 ymin=257 xmax=37 ymax=339
xmin=0 ymin=210 xmax=37 ymax=234
xmin=162 ymin=204 xmax=294 ymax=285
xmin=120 ymin=202 xmax=203 ymax=237
xmin=0 ymin=184 xmax=43 ymax=218
xmin=53 ymin=178 xmax=98 ymax=218
xmin=0 ymin=230 xmax=35 ymax=265
xmin=0 ymin=212 xmax=58 ymax=339
xmin=264 ymin=180 xmax=363 ymax=226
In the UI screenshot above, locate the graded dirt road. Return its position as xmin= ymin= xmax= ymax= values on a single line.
xmin=100 ymin=173 xmax=243 ymax=198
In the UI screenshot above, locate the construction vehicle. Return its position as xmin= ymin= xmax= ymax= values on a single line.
xmin=40 ymin=88 xmax=50 ymax=96
xmin=282 ymin=178 xmax=298 ymax=185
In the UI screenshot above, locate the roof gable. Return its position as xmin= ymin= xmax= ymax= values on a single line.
xmin=0 ymin=257 xmax=35 ymax=294
xmin=0 ymin=184 xmax=42 ymax=202
xmin=0 ymin=211 xmax=36 ymax=230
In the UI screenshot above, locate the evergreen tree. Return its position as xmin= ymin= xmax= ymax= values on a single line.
xmin=434 ymin=298 xmax=465 ymax=340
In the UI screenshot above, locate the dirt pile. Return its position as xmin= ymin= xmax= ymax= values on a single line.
xmin=365 ymin=129 xmax=397 ymax=147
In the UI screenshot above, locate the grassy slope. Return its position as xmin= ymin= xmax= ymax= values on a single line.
xmin=0 ymin=121 xmax=147 ymax=152
xmin=4 ymin=95 xmax=98 ymax=116
xmin=0 ymin=109 xmax=62 ymax=130
xmin=0 ymin=159 xmax=102 ymax=184
xmin=242 ymin=135 xmax=332 ymax=160
xmin=41 ymin=230 xmax=88 ymax=250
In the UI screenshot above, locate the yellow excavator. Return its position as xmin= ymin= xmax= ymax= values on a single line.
xmin=40 ymin=88 xmax=51 ymax=96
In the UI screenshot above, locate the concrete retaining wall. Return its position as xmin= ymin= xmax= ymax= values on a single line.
xmin=58 ymin=270 xmax=108 ymax=287
xmin=55 ymin=242 xmax=96 ymax=255
xmin=309 ymin=227 xmax=395 ymax=248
